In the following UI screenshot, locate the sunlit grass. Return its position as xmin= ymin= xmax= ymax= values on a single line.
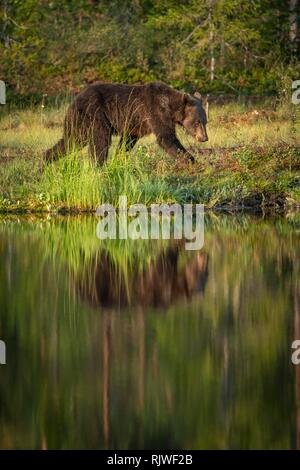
xmin=0 ymin=100 xmax=299 ymax=212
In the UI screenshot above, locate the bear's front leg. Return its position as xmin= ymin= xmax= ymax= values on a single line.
xmin=156 ymin=133 xmax=195 ymax=163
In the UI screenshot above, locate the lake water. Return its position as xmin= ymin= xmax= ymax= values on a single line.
xmin=0 ymin=213 xmax=299 ymax=449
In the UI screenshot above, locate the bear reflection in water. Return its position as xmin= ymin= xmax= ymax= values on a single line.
xmin=73 ymin=244 xmax=209 ymax=310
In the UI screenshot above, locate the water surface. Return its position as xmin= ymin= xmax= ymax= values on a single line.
xmin=0 ymin=214 xmax=299 ymax=449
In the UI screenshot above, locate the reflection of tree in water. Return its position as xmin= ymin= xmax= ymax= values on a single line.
xmin=1 ymin=216 xmax=298 ymax=449
xmin=73 ymin=244 xmax=209 ymax=310
xmin=71 ymin=242 xmax=209 ymax=446
xmin=294 ymin=288 xmax=300 ymax=450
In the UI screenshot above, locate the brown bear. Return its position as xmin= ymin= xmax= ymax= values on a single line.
xmin=44 ymin=81 xmax=208 ymax=165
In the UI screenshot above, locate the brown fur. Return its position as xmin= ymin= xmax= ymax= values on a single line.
xmin=44 ymin=81 xmax=208 ymax=165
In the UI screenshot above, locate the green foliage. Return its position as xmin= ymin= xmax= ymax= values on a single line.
xmin=0 ymin=0 xmax=299 ymax=97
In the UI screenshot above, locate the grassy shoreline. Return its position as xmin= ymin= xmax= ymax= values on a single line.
xmin=1 ymin=100 xmax=299 ymax=214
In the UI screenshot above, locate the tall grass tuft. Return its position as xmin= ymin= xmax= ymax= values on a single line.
xmin=38 ymin=144 xmax=176 ymax=210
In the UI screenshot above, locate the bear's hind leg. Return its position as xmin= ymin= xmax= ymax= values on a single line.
xmin=88 ymin=122 xmax=112 ymax=166
xmin=44 ymin=137 xmax=67 ymax=163
xmin=42 ymin=111 xmax=88 ymax=168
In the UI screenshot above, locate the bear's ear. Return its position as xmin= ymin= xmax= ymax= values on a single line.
xmin=182 ymin=93 xmax=192 ymax=107
xmin=194 ymin=91 xmax=202 ymax=102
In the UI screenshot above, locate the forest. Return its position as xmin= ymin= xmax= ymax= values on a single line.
xmin=1 ymin=0 xmax=300 ymax=100
xmin=0 ymin=1 xmax=300 ymax=212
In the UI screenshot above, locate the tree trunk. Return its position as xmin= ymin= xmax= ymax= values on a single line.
xmin=290 ymin=0 xmax=299 ymax=55
xmin=1 ymin=0 xmax=10 ymax=47
xmin=209 ymin=0 xmax=215 ymax=82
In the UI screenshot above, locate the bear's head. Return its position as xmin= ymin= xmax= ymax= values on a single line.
xmin=181 ymin=92 xmax=208 ymax=143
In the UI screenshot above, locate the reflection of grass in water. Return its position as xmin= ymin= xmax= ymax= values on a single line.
xmin=1 ymin=213 xmax=299 ymax=302
xmin=0 ymin=215 xmax=173 ymax=310
xmin=1 ymin=212 xmax=299 ymax=273
xmin=1 ymin=212 xmax=299 ymax=307
xmin=34 ymin=216 xmax=172 ymax=305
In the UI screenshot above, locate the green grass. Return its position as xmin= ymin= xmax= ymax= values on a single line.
xmin=0 ymin=99 xmax=299 ymax=212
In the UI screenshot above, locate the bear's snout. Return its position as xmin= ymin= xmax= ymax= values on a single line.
xmin=195 ymin=124 xmax=208 ymax=143
xmin=196 ymin=133 xmax=208 ymax=143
